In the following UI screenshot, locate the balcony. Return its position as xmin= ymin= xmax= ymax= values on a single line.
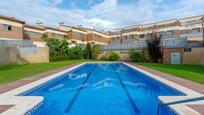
xmin=100 ymin=38 xmax=188 ymax=51
xmin=180 ymin=33 xmax=203 ymax=41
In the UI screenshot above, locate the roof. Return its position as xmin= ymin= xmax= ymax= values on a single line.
xmin=45 ymin=26 xmax=67 ymax=33
xmin=24 ymin=24 xmax=45 ymax=30
xmin=116 ymin=24 xmax=141 ymax=31
xmin=0 ymin=15 xmax=25 ymax=24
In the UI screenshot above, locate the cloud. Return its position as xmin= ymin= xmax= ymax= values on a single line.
xmin=50 ymin=0 xmax=63 ymax=5
xmin=0 ymin=0 xmax=203 ymax=31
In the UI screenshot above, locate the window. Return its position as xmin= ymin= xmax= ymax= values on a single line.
xmin=167 ymin=31 xmax=174 ymax=38
xmin=3 ymin=24 xmax=12 ymax=31
xmin=181 ymin=30 xmax=190 ymax=35
xmin=129 ymin=35 xmax=134 ymax=39
xmin=192 ymin=28 xmax=200 ymax=34
xmin=25 ymin=31 xmax=42 ymax=38
xmin=147 ymin=33 xmax=152 ymax=39
xmin=140 ymin=34 xmax=145 ymax=38
xmin=123 ymin=36 xmax=128 ymax=40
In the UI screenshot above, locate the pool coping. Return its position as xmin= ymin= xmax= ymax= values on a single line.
xmin=0 ymin=62 xmax=203 ymax=115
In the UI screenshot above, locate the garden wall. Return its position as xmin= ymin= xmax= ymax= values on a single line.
xmin=183 ymin=47 xmax=204 ymax=65
xmin=0 ymin=46 xmax=49 ymax=65
xmin=162 ymin=48 xmax=184 ymax=64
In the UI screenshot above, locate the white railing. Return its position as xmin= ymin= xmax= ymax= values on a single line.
xmin=100 ymin=38 xmax=188 ymax=51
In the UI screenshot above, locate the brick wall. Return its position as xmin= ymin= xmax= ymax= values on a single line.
xmin=0 ymin=24 xmax=23 ymax=39
xmin=23 ymin=31 xmax=44 ymax=42
xmin=162 ymin=48 xmax=184 ymax=64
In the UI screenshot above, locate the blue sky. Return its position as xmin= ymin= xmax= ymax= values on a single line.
xmin=0 ymin=0 xmax=204 ymax=31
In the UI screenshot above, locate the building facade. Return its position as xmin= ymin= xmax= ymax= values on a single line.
xmin=24 ymin=24 xmax=46 ymax=47
xmin=0 ymin=15 xmax=25 ymax=40
xmin=109 ymin=15 xmax=204 ymax=45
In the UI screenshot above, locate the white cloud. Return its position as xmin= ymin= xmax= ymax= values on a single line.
xmin=50 ymin=0 xmax=63 ymax=5
xmin=0 ymin=0 xmax=203 ymax=31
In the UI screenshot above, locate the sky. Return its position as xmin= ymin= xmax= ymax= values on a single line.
xmin=0 ymin=0 xmax=204 ymax=31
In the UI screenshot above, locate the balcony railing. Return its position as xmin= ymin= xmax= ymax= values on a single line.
xmin=0 ymin=40 xmax=34 ymax=47
xmin=161 ymin=38 xmax=187 ymax=48
xmin=100 ymin=38 xmax=188 ymax=51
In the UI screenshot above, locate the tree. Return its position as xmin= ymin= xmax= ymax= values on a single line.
xmin=91 ymin=44 xmax=100 ymax=59
xmin=146 ymin=31 xmax=162 ymax=62
xmin=84 ymin=42 xmax=92 ymax=59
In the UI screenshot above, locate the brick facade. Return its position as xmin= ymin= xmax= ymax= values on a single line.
xmin=162 ymin=48 xmax=184 ymax=64
xmin=0 ymin=24 xmax=23 ymax=39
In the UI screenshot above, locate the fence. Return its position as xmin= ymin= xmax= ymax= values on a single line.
xmin=0 ymin=40 xmax=33 ymax=47
xmin=100 ymin=38 xmax=188 ymax=51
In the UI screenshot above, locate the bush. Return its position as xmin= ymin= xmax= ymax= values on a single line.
xmin=91 ymin=44 xmax=100 ymax=59
xmin=100 ymin=53 xmax=109 ymax=60
xmin=129 ymin=50 xmax=145 ymax=62
xmin=84 ymin=43 xmax=92 ymax=59
xmin=68 ymin=46 xmax=84 ymax=59
xmin=108 ymin=52 xmax=120 ymax=61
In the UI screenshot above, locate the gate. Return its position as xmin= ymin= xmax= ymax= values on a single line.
xmin=171 ymin=52 xmax=180 ymax=64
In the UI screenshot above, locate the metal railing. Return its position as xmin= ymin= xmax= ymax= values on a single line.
xmin=100 ymin=38 xmax=188 ymax=51
xmin=0 ymin=40 xmax=34 ymax=47
xmin=161 ymin=38 xmax=187 ymax=48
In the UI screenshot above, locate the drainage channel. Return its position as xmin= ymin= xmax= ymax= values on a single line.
xmin=157 ymin=96 xmax=204 ymax=115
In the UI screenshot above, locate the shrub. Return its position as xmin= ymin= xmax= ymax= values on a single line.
xmin=84 ymin=43 xmax=92 ymax=59
xmin=68 ymin=46 xmax=84 ymax=59
xmin=129 ymin=50 xmax=145 ymax=62
xmin=100 ymin=53 xmax=109 ymax=60
xmin=108 ymin=52 xmax=120 ymax=61
xmin=91 ymin=44 xmax=100 ymax=59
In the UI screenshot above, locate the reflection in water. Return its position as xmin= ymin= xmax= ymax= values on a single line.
xmin=68 ymin=73 xmax=87 ymax=80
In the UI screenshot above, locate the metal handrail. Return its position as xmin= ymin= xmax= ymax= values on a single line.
xmin=157 ymin=96 xmax=204 ymax=115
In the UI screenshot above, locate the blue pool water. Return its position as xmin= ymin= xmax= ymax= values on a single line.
xmin=25 ymin=63 xmax=183 ymax=115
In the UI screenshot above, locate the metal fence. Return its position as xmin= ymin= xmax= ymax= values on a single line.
xmin=100 ymin=38 xmax=188 ymax=51
xmin=0 ymin=40 xmax=34 ymax=47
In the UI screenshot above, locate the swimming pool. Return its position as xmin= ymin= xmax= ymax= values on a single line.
xmin=24 ymin=63 xmax=183 ymax=115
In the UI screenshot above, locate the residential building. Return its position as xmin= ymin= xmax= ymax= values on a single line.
xmin=24 ymin=24 xmax=46 ymax=47
xmin=59 ymin=25 xmax=110 ymax=45
xmin=109 ymin=25 xmax=140 ymax=44
xmin=44 ymin=27 xmax=67 ymax=40
xmin=58 ymin=25 xmax=87 ymax=44
xmin=0 ymin=15 xmax=25 ymax=40
xmin=179 ymin=16 xmax=204 ymax=42
xmin=85 ymin=28 xmax=110 ymax=45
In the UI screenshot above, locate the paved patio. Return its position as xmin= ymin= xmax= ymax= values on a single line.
xmin=0 ymin=62 xmax=204 ymax=114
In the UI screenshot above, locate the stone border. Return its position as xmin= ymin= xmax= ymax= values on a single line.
xmin=0 ymin=62 xmax=203 ymax=115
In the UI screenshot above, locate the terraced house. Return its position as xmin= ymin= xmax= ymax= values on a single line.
xmin=59 ymin=25 xmax=110 ymax=45
xmin=24 ymin=24 xmax=46 ymax=47
xmin=0 ymin=15 xmax=25 ymax=40
xmin=109 ymin=15 xmax=204 ymax=44
xmin=58 ymin=25 xmax=87 ymax=44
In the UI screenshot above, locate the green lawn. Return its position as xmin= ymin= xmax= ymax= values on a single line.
xmin=137 ymin=63 xmax=204 ymax=84
xmin=0 ymin=60 xmax=100 ymax=85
